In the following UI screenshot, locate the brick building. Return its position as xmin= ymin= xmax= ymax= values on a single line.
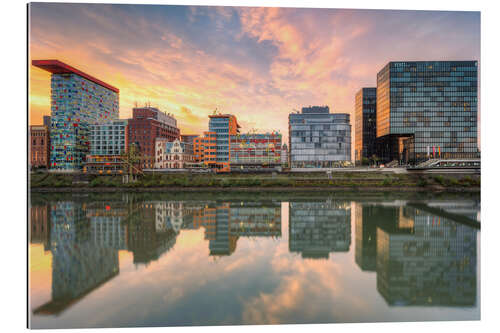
xmin=128 ymin=106 xmax=180 ymax=169
xmin=30 ymin=125 xmax=50 ymax=169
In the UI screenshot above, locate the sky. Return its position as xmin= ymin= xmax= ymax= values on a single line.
xmin=29 ymin=3 xmax=480 ymax=144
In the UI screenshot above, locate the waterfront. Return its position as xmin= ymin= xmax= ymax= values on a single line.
xmin=29 ymin=192 xmax=480 ymax=328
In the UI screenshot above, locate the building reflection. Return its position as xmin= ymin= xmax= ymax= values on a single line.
xmin=33 ymin=201 xmax=120 ymax=316
xmin=354 ymin=201 xmax=478 ymax=307
xmin=192 ymin=201 xmax=282 ymax=256
xmin=288 ymin=200 xmax=351 ymax=259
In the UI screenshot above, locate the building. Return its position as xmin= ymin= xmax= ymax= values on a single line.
xmin=375 ymin=61 xmax=479 ymax=164
xmin=32 ymin=60 xmax=119 ymax=171
xmin=83 ymin=120 xmax=129 ymax=174
xmin=155 ymin=138 xmax=195 ymax=169
xmin=229 ymin=133 xmax=282 ymax=171
xmin=355 ymin=88 xmax=377 ymax=164
xmin=281 ymin=144 xmax=289 ymax=166
xmin=208 ymin=114 xmax=240 ymax=172
xmin=43 ymin=115 xmax=51 ymax=128
xmin=30 ymin=125 xmax=50 ymax=169
xmin=288 ymin=106 xmax=351 ymax=168
xmin=127 ymin=106 xmax=180 ymax=169
xmin=193 ymin=132 xmax=217 ymax=167
xmin=180 ymin=134 xmax=198 ymax=144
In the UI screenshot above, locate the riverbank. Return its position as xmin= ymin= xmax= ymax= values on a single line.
xmin=30 ymin=172 xmax=480 ymax=192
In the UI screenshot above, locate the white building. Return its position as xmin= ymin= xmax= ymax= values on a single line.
xmin=155 ymin=138 xmax=194 ymax=169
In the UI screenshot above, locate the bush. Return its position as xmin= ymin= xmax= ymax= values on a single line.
xmin=417 ymin=178 xmax=428 ymax=187
xmin=433 ymin=175 xmax=445 ymax=185
xmin=382 ymin=178 xmax=392 ymax=186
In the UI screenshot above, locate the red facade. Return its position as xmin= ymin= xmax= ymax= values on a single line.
xmin=30 ymin=125 xmax=50 ymax=169
xmin=128 ymin=107 xmax=180 ymax=168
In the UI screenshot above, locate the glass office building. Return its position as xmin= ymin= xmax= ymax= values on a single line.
xmin=89 ymin=120 xmax=128 ymax=156
xmin=208 ymin=114 xmax=240 ymax=172
xmin=230 ymin=133 xmax=282 ymax=170
xmin=376 ymin=61 xmax=478 ymax=164
xmin=33 ymin=60 xmax=119 ymax=171
xmin=355 ymin=88 xmax=377 ymax=164
xmin=288 ymin=106 xmax=351 ymax=168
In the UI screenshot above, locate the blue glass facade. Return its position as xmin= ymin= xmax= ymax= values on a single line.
xmin=288 ymin=106 xmax=351 ymax=168
xmin=376 ymin=61 xmax=478 ymax=163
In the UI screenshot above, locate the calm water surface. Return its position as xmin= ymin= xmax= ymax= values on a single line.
xmin=29 ymin=192 xmax=480 ymax=328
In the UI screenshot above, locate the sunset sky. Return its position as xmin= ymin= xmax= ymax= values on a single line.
xmin=29 ymin=3 xmax=480 ymax=142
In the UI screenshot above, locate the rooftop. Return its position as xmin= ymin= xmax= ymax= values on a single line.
xmin=32 ymin=59 xmax=119 ymax=93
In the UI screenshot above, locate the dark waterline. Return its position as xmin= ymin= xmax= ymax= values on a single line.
xmin=28 ymin=192 xmax=480 ymax=328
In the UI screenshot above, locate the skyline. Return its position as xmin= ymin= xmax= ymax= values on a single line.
xmin=29 ymin=3 xmax=480 ymax=144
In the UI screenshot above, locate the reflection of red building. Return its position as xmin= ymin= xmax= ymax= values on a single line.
xmin=128 ymin=106 xmax=180 ymax=169
xmin=30 ymin=125 xmax=50 ymax=169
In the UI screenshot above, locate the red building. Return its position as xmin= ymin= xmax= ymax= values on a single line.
xmin=30 ymin=125 xmax=50 ymax=169
xmin=128 ymin=106 xmax=180 ymax=169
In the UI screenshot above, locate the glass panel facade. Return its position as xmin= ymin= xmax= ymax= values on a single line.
xmin=355 ymin=88 xmax=377 ymax=163
xmin=376 ymin=61 xmax=478 ymax=163
xmin=288 ymin=106 xmax=351 ymax=168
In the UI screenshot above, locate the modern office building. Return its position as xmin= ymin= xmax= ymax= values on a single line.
xmin=193 ymin=132 xmax=217 ymax=167
xmin=30 ymin=125 xmax=50 ymax=169
xmin=376 ymin=61 xmax=479 ymax=164
xmin=83 ymin=119 xmax=129 ymax=174
xmin=180 ymin=134 xmax=199 ymax=144
xmin=127 ymin=106 xmax=180 ymax=169
xmin=229 ymin=133 xmax=282 ymax=171
xmin=355 ymin=88 xmax=377 ymax=164
xmin=154 ymin=138 xmax=195 ymax=169
xmin=208 ymin=114 xmax=240 ymax=172
xmin=89 ymin=120 xmax=128 ymax=156
xmin=32 ymin=60 xmax=119 ymax=171
xmin=288 ymin=106 xmax=351 ymax=168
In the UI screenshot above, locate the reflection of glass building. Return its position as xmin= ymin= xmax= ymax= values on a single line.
xmin=33 ymin=202 xmax=119 ymax=315
xmin=376 ymin=61 xmax=479 ymax=164
xmin=32 ymin=60 xmax=119 ymax=171
xmin=376 ymin=208 xmax=477 ymax=306
xmin=355 ymin=88 xmax=377 ymax=163
xmin=354 ymin=204 xmax=377 ymax=271
xmin=289 ymin=201 xmax=351 ymax=259
xmin=289 ymin=106 xmax=351 ymax=168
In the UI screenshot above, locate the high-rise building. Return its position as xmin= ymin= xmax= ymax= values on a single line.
xmin=288 ymin=106 xmax=351 ymax=168
xmin=127 ymin=106 xmax=180 ymax=169
xmin=355 ymin=88 xmax=377 ymax=164
xmin=375 ymin=61 xmax=479 ymax=164
xmin=32 ymin=60 xmax=119 ymax=171
xmin=30 ymin=125 xmax=50 ymax=169
xmin=229 ymin=133 xmax=282 ymax=171
xmin=208 ymin=114 xmax=240 ymax=172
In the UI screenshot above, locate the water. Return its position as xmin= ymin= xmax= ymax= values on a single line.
xmin=29 ymin=192 xmax=480 ymax=328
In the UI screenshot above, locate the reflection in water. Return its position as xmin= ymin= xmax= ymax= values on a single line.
xmin=33 ymin=202 xmax=119 ymax=316
xmin=354 ymin=202 xmax=477 ymax=306
xmin=29 ymin=194 xmax=480 ymax=327
xmin=289 ymin=200 xmax=351 ymax=259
